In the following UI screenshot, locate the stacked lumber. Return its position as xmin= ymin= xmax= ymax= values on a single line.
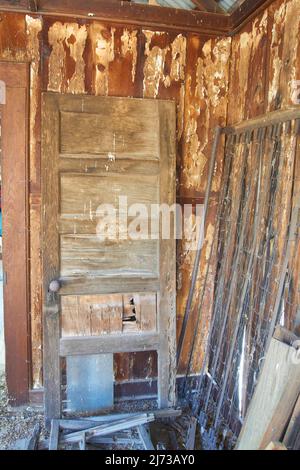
xmin=48 ymin=409 xmax=182 ymax=450
xmin=236 ymin=327 xmax=300 ymax=450
xmin=49 ymin=413 xmax=155 ymax=450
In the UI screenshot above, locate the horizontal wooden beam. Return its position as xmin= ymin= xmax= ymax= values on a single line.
xmin=230 ymin=0 xmax=276 ymax=33
xmin=0 ymin=0 xmax=278 ymax=35
xmin=59 ymin=276 xmax=160 ymax=296
xmin=0 ymin=0 xmax=230 ymax=35
xmin=60 ymin=333 xmax=160 ymax=356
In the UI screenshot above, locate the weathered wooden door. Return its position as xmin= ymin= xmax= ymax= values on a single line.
xmin=42 ymin=93 xmax=176 ymax=420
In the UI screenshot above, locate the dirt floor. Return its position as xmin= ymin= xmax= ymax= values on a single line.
xmin=0 ymin=374 xmax=47 ymax=450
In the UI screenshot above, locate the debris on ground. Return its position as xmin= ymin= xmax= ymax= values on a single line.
xmin=0 ymin=374 xmax=201 ymax=450
xmin=0 ymin=374 xmax=47 ymax=450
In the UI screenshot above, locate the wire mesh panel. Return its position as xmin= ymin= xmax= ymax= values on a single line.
xmin=183 ymin=118 xmax=300 ymax=449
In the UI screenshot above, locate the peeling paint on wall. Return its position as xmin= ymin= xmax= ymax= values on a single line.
xmin=121 ymin=29 xmax=138 ymax=83
xmin=26 ymin=15 xmax=42 ymax=184
xmin=65 ymin=23 xmax=87 ymax=94
xmin=169 ymin=34 xmax=186 ymax=83
xmin=143 ymin=30 xmax=169 ymax=98
xmin=177 ymin=83 xmax=185 ymax=142
xmin=183 ymin=37 xmax=231 ymax=192
xmin=48 ymin=21 xmax=87 ymax=94
xmin=143 ymin=31 xmax=187 ymax=98
xmin=48 ymin=22 xmax=67 ymax=92
xmin=90 ymin=23 xmax=115 ymax=96
xmin=268 ymin=3 xmax=286 ymax=109
xmin=279 ymin=0 xmax=300 ymax=107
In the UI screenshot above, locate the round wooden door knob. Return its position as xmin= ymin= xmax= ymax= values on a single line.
xmin=49 ymin=280 xmax=61 ymax=293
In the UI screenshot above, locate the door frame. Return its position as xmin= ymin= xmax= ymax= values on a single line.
xmin=0 ymin=61 xmax=31 ymax=404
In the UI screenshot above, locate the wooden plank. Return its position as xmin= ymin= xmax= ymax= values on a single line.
xmin=60 ymin=107 xmax=158 ymax=158
xmin=49 ymin=419 xmax=60 ymax=450
xmin=59 ymin=276 xmax=160 ymax=296
xmin=0 ymin=62 xmax=30 ymax=405
xmin=27 ymin=424 xmax=40 ymax=450
xmin=157 ymin=100 xmax=176 ymax=408
xmin=42 ymin=93 xmax=61 ymax=421
xmin=260 ymin=381 xmax=300 ymax=449
xmin=59 ymin=408 xmax=181 ymax=430
xmin=185 ymin=417 xmax=197 ymax=450
xmin=62 ymin=293 xmax=157 ymax=336
xmin=61 ymin=296 xmax=90 ymax=337
xmin=283 ymin=394 xmax=300 ymax=450
xmin=140 ymin=293 xmax=157 ymax=332
xmin=236 ymin=334 xmax=300 ymax=450
xmin=137 ymin=425 xmax=155 ymax=450
xmin=60 ymin=235 xmax=158 ymax=279
xmin=58 ymin=158 xmax=160 ymax=179
xmin=61 ymin=413 xmax=155 ymax=444
xmin=38 ymin=0 xmax=231 ymax=35
xmin=60 ymin=333 xmax=160 ymax=356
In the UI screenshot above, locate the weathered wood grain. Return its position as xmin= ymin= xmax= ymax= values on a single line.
xmin=60 ymin=333 xmax=160 ymax=356
xmin=0 ymin=62 xmax=30 ymax=404
xmin=236 ymin=334 xmax=300 ymax=450
xmin=41 ymin=93 xmax=61 ymax=420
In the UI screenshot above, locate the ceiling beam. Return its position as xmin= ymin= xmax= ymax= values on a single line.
xmin=0 ymin=0 xmax=230 ymax=35
xmin=191 ymin=0 xmax=224 ymax=13
xmin=28 ymin=0 xmax=38 ymax=12
xmin=230 ymin=0 xmax=276 ymax=32
xmin=0 ymin=0 xmax=277 ymax=35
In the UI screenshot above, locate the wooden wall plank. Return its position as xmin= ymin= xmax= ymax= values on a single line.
xmin=0 ymin=62 xmax=30 ymax=404
xmin=236 ymin=334 xmax=300 ymax=450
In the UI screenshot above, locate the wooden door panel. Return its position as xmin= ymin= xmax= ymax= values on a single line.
xmin=60 ymin=173 xmax=159 ymax=214
xmin=60 ymin=236 xmax=158 ymax=277
xmin=61 ymin=292 xmax=157 ymax=337
xmin=60 ymin=112 xmax=159 ymax=158
xmin=42 ymin=93 xmax=176 ymax=420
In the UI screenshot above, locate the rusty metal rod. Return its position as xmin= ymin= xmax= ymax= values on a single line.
xmin=176 ymin=126 xmax=223 ymax=366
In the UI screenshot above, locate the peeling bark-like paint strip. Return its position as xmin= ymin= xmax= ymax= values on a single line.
xmin=48 ymin=22 xmax=67 ymax=92
xmin=121 ymin=29 xmax=138 ymax=83
xmin=48 ymin=21 xmax=87 ymax=94
xmin=90 ymin=23 xmax=115 ymax=96
xmin=30 ymin=200 xmax=43 ymax=388
xmin=143 ymin=32 xmax=187 ymax=98
xmin=177 ymin=82 xmax=185 ymax=142
xmin=143 ymin=30 xmax=169 ymax=98
xmin=26 ymin=15 xmax=42 ymax=184
xmin=268 ymin=2 xmax=286 ymax=110
xmin=183 ymin=37 xmax=231 ymax=192
xmin=228 ymin=11 xmax=267 ymax=124
xmin=279 ymin=0 xmax=300 ymax=107
xmin=65 ymin=23 xmax=87 ymax=94
xmin=169 ymin=34 xmax=186 ymax=83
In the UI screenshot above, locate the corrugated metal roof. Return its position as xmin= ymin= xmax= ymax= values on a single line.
xmin=131 ymin=0 xmax=243 ymax=12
